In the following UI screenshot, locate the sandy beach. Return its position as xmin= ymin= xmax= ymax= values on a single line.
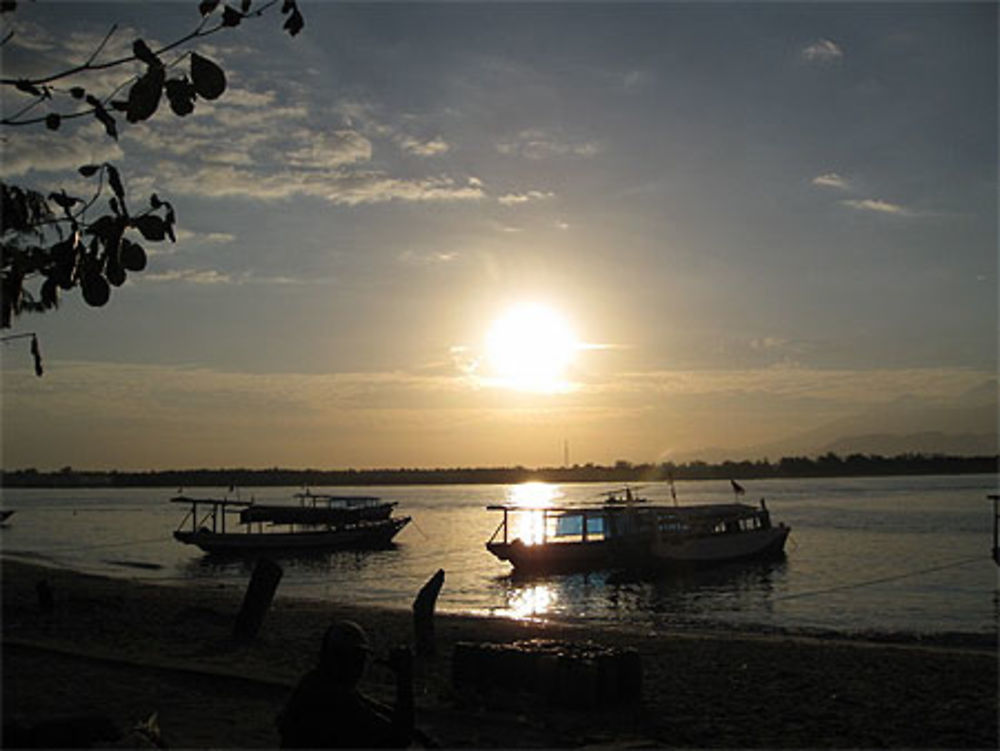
xmin=2 ymin=557 xmax=996 ymax=748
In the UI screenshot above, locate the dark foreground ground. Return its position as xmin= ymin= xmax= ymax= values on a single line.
xmin=2 ymin=558 xmax=997 ymax=748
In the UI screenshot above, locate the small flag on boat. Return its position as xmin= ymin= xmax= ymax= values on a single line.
xmin=731 ymin=479 xmax=745 ymax=496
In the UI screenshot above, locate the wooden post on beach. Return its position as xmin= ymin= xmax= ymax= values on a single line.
xmin=413 ymin=568 xmax=445 ymax=657
xmin=233 ymin=557 xmax=283 ymax=642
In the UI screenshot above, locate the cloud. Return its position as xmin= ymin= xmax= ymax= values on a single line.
xmin=497 ymin=129 xmax=600 ymax=159
xmin=284 ymin=129 xmax=373 ymax=169
xmin=219 ymin=88 xmax=278 ymax=109
xmin=0 ymin=126 xmax=123 ymax=178
xmin=331 ymin=101 xmax=452 ymax=159
xmin=208 ymin=103 xmax=310 ymax=130
xmin=155 ymin=162 xmax=486 ymax=205
xmin=171 ymin=229 xmax=237 ymax=246
xmin=141 ymin=268 xmax=319 ymax=286
xmin=750 ymin=337 xmax=791 ymax=351
xmin=581 ymin=366 xmax=993 ymax=407
xmin=397 ymin=250 xmax=459 ymax=265
xmin=841 ymin=198 xmax=912 ymax=216
xmin=143 ymin=269 xmax=238 ymax=285
xmin=398 ymin=135 xmax=450 ymax=157
xmin=622 ymin=69 xmax=652 ymax=92
xmin=802 ymin=39 xmax=844 ymax=63
xmin=4 ymin=359 xmax=992 ymax=469
xmin=811 ymin=172 xmax=849 ymax=190
xmin=497 ymin=190 xmax=555 ymax=206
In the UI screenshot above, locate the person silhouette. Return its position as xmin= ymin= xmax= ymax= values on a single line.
xmin=277 ymin=620 xmax=414 ymax=748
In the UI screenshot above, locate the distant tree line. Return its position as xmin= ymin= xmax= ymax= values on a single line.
xmin=1 ymin=453 xmax=996 ymax=488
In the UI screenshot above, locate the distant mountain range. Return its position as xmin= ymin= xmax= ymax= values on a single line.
xmin=679 ymin=379 xmax=998 ymax=463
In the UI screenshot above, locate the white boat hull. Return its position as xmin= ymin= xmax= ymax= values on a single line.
xmin=650 ymin=525 xmax=789 ymax=563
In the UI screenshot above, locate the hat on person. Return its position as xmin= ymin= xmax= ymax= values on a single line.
xmin=322 ymin=620 xmax=372 ymax=657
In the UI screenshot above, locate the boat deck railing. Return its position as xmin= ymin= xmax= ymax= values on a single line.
xmin=171 ymin=496 xmax=252 ymax=535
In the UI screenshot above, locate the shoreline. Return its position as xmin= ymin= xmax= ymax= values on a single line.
xmin=3 ymin=462 xmax=997 ymax=490
xmin=3 ymin=557 xmax=997 ymax=748
xmin=5 ymin=551 xmax=996 ymax=654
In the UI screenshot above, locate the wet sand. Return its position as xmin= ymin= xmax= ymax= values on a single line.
xmin=2 ymin=558 xmax=996 ymax=748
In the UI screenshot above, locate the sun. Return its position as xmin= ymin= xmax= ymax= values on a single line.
xmin=484 ymin=303 xmax=579 ymax=392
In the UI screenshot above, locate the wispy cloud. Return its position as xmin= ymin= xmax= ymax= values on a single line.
xmin=143 ymin=269 xmax=238 ymax=285
xmin=497 ymin=190 xmax=555 ymax=206
xmin=802 ymin=39 xmax=844 ymax=63
xmin=398 ymin=135 xmax=450 ymax=157
xmin=284 ymin=129 xmax=373 ymax=169
xmin=153 ymin=162 xmax=485 ymax=206
xmin=622 ymin=69 xmax=652 ymax=92
xmin=0 ymin=126 xmax=123 ymax=178
xmin=497 ymin=129 xmax=599 ymax=159
xmin=171 ymin=229 xmax=237 ymax=246
xmin=841 ymin=198 xmax=912 ymax=216
xmin=397 ymin=250 xmax=459 ymax=265
xmin=811 ymin=172 xmax=849 ymax=189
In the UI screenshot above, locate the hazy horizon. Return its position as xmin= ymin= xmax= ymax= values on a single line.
xmin=2 ymin=2 xmax=996 ymax=471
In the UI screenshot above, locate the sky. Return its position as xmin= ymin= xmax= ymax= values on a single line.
xmin=1 ymin=1 xmax=997 ymax=471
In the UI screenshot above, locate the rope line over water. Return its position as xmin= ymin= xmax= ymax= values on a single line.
xmin=772 ymin=556 xmax=985 ymax=602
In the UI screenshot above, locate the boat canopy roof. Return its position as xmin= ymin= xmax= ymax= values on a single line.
xmin=293 ymin=493 xmax=385 ymax=506
xmin=170 ymin=495 xmax=252 ymax=507
xmin=487 ymin=502 xmax=761 ymax=518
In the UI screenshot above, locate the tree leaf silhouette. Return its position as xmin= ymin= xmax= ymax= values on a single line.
xmin=221 ymin=5 xmax=242 ymax=27
xmin=190 ymin=53 xmax=226 ymax=100
xmin=78 ymin=164 xmax=100 ymax=177
xmin=80 ymin=271 xmax=110 ymax=307
xmin=48 ymin=191 xmax=78 ymax=210
xmin=126 ymin=66 xmax=164 ymax=123
xmin=132 ymin=215 xmax=166 ymax=241
xmin=132 ymin=38 xmax=161 ymax=68
xmin=105 ymin=258 xmax=126 ymax=287
xmin=45 ymin=113 xmax=60 ymax=130
xmin=40 ymin=277 xmax=59 ymax=309
xmin=106 ymin=165 xmax=125 ymax=202
xmin=120 ymin=239 xmax=147 ymax=271
xmin=283 ymin=8 xmax=303 ymax=36
xmin=165 ymin=77 xmax=196 ymax=116
xmin=91 ymin=101 xmax=118 ymax=139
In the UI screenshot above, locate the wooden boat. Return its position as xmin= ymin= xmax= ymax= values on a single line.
xmin=239 ymin=492 xmax=397 ymax=526
xmin=171 ymin=495 xmax=410 ymax=555
xmin=486 ymin=491 xmax=789 ymax=574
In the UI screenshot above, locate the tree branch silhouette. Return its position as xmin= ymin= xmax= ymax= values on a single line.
xmin=1 ymin=0 xmax=304 ymax=336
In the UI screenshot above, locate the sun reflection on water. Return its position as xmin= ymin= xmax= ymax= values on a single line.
xmin=505 ymin=582 xmax=556 ymax=620
xmin=506 ymin=482 xmax=561 ymax=546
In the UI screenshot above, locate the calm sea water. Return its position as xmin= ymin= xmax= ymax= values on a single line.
xmin=2 ymin=475 xmax=997 ymax=639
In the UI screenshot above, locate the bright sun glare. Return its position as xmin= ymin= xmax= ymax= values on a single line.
xmin=484 ymin=303 xmax=578 ymax=392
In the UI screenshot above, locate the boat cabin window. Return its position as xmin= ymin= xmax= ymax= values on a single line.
xmin=713 ymin=515 xmax=764 ymax=534
xmin=551 ymin=513 xmax=605 ymax=542
xmin=587 ymin=515 xmax=606 ymax=540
